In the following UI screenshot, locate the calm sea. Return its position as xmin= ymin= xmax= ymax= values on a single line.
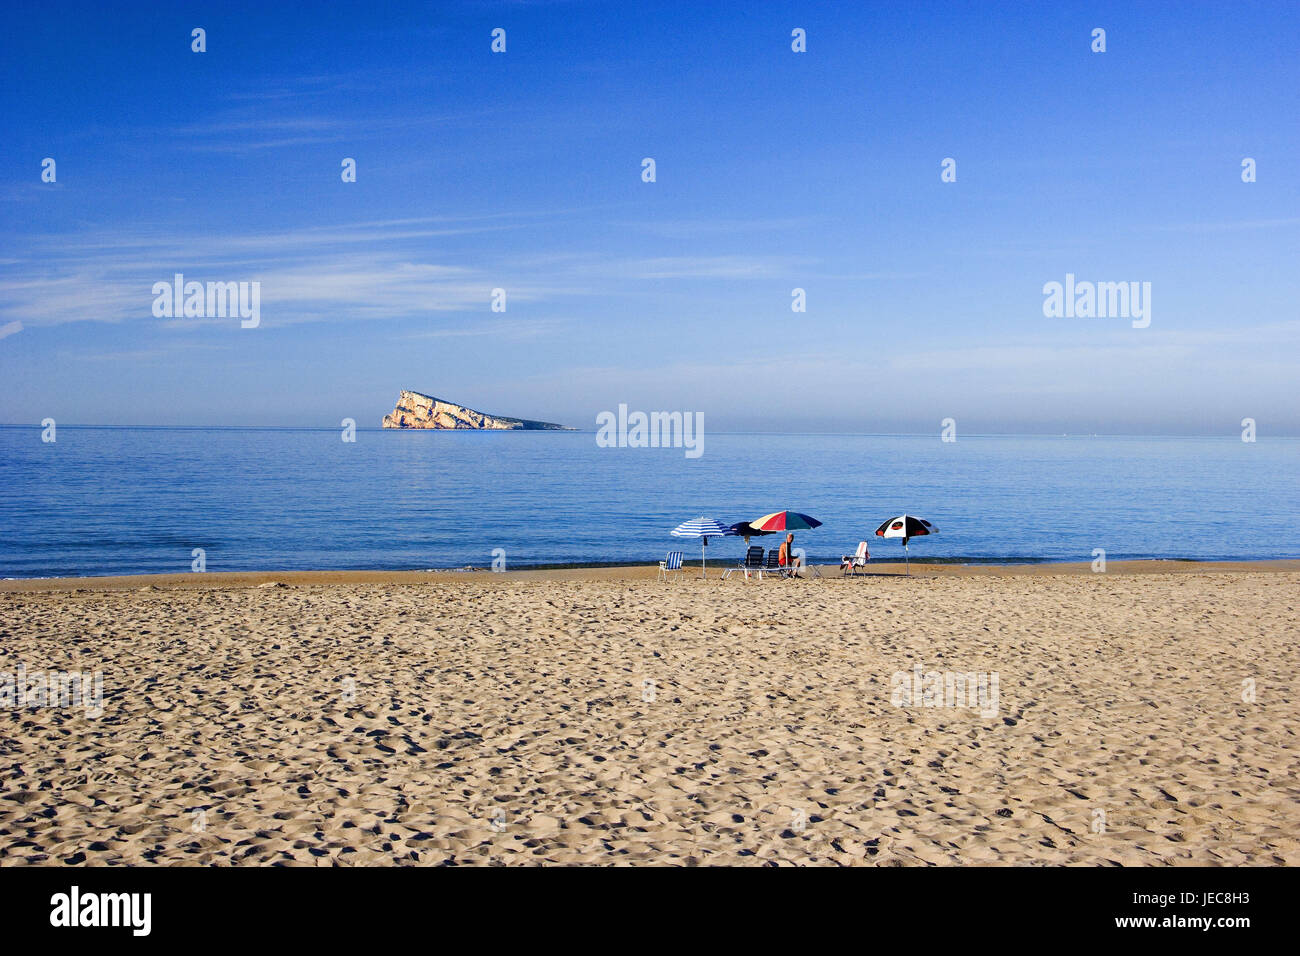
xmin=1 ymin=427 xmax=1297 ymax=578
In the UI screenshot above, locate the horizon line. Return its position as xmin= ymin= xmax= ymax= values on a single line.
xmin=3 ymin=423 xmax=1296 ymax=440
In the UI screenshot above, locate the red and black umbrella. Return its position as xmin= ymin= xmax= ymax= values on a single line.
xmin=874 ymin=515 xmax=938 ymax=574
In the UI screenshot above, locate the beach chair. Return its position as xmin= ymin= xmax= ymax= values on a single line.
xmin=841 ymin=541 xmax=870 ymax=576
xmin=658 ymin=550 xmax=684 ymax=582
xmin=723 ymin=545 xmax=767 ymax=580
xmin=765 ymin=549 xmax=794 ymax=579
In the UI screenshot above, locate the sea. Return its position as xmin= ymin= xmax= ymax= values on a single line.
xmin=1 ymin=426 xmax=1297 ymax=578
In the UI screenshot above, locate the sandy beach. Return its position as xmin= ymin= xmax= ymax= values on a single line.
xmin=2 ymin=562 xmax=1297 ymax=866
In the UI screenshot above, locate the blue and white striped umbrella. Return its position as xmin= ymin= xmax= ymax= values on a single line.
xmin=670 ymin=516 xmax=736 ymax=578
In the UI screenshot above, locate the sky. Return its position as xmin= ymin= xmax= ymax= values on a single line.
xmin=1 ymin=0 xmax=1298 ymax=433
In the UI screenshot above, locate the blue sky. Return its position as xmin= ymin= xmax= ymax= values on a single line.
xmin=2 ymin=0 xmax=1297 ymax=433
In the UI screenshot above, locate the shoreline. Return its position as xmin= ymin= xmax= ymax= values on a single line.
xmin=4 ymin=557 xmax=1299 ymax=592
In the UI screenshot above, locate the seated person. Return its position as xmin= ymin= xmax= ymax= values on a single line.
xmin=779 ymin=533 xmax=803 ymax=574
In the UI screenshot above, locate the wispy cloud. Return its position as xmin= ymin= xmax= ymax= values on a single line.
xmin=170 ymin=104 xmax=481 ymax=152
xmin=0 ymin=215 xmax=835 ymax=330
xmin=0 ymin=217 xmax=590 ymax=328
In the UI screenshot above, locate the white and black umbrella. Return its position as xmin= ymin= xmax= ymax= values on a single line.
xmin=874 ymin=515 xmax=938 ymax=575
xmin=671 ymin=516 xmax=737 ymax=578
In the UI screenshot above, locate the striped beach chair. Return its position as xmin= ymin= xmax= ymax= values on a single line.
xmin=657 ymin=550 xmax=685 ymax=582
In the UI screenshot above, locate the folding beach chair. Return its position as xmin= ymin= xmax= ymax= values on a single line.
xmin=723 ymin=545 xmax=767 ymax=580
xmin=841 ymin=541 xmax=870 ymax=576
xmin=658 ymin=550 xmax=685 ymax=582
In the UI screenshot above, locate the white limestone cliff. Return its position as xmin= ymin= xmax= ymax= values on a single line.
xmin=381 ymin=389 xmax=568 ymax=430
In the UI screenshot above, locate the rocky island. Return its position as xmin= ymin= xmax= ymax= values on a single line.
xmin=381 ymin=389 xmax=570 ymax=430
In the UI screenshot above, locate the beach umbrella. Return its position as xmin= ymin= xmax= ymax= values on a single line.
xmin=671 ymin=516 xmax=737 ymax=578
xmin=750 ymin=511 xmax=823 ymax=533
xmin=729 ymin=521 xmax=777 ymax=543
xmin=874 ymin=515 xmax=938 ymax=575
xmin=751 ymin=511 xmax=823 ymax=573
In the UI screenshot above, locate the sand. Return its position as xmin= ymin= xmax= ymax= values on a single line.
xmin=1 ymin=562 xmax=1297 ymax=866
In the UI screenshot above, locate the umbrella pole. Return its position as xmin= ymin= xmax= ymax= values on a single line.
xmin=905 ymin=541 xmax=910 ymax=576
xmin=701 ymin=537 xmax=707 ymax=579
